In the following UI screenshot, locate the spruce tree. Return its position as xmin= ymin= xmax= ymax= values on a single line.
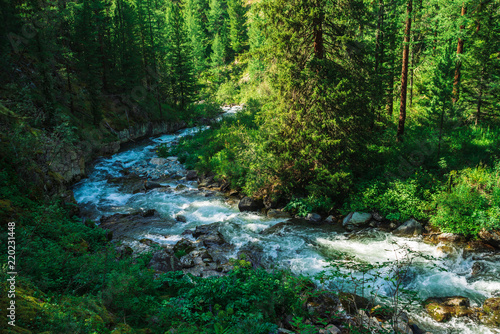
xmin=165 ymin=0 xmax=196 ymax=110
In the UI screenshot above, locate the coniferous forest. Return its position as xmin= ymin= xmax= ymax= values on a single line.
xmin=1 ymin=0 xmax=500 ymax=333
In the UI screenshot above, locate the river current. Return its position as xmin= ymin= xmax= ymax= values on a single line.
xmin=73 ymin=107 xmax=500 ymax=334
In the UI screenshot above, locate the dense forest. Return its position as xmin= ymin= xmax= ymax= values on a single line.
xmin=1 ymin=0 xmax=500 ymax=333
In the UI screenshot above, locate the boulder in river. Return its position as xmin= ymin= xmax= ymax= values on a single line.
xmin=186 ymin=170 xmax=198 ymax=181
xmin=343 ymin=212 xmax=372 ymax=230
xmin=144 ymin=180 xmax=162 ymax=190
xmin=392 ymin=218 xmax=423 ymax=237
xmin=100 ymin=210 xmax=175 ymax=241
xmin=175 ymin=215 xmax=187 ymax=223
xmin=267 ymin=209 xmax=292 ymax=219
xmin=306 ymin=213 xmax=322 ymax=223
xmin=437 ymin=233 xmax=466 ymax=243
xmin=424 ymin=296 xmax=473 ymax=322
xmin=238 ymin=196 xmax=264 ymax=212
xmin=324 ymin=215 xmax=336 ymax=224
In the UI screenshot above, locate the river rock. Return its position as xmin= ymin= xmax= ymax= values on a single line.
xmin=260 ymin=222 xmax=291 ymax=236
xmin=148 ymin=249 xmax=182 ymax=272
xmin=167 ymin=156 xmax=178 ymax=161
xmin=150 ymin=157 xmax=168 ymax=165
xmin=237 ymin=243 xmax=264 ymax=268
xmin=186 ymin=170 xmax=198 ymax=181
xmin=238 ymin=196 xmax=264 ymax=212
xmin=324 ymin=215 xmax=336 ymax=224
xmin=424 ymin=296 xmax=472 ymax=322
xmin=343 ymin=212 xmax=372 ymax=230
xmin=145 ymin=180 xmax=162 ymax=190
xmin=99 ymin=210 xmax=175 ymax=243
xmin=267 ymin=209 xmax=292 ymax=219
xmin=193 ymin=223 xmax=221 ymax=238
xmin=175 ymin=215 xmax=187 ymax=222
xmin=173 ymin=239 xmax=195 ymax=255
xmin=478 ymin=229 xmax=500 ymax=249
xmin=392 ymin=218 xmax=423 ymax=237
xmin=306 ymin=213 xmax=322 ymax=223
xmin=437 ymin=233 xmax=466 ymax=243
xmin=480 ymin=297 xmax=500 ymax=326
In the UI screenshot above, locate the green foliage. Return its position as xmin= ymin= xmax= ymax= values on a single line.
xmin=216 ymin=81 xmax=240 ymax=105
xmin=284 ymin=196 xmax=334 ymax=217
xmin=431 ymin=163 xmax=500 ymax=236
xmin=345 ymin=175 xmax=433 ymax=222
xmin=158 ymin=265 xmax=314 ymax=334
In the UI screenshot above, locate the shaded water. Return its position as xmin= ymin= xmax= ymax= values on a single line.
xmin=74 ymin=108 xmax=500 ymax=333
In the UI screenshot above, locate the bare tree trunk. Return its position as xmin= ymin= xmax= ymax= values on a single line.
xmin=397 ymin=0 xmax=412 ymax=142
xmin=452 ymin=4 xmax=466 ymax=104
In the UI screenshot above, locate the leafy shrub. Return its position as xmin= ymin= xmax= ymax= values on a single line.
xmin=431 ymin=163 xmax=500 ymax=236
xmin=284 ymin=195 xmax=334 ymax=217
xmin=158 ymin=265 xmax=314 ymax=334
xmin=345 ymin=174 xmax=434 ymax=222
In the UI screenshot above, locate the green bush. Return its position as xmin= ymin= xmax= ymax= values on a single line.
xmin=431 ymin=163 xmax=500 ymax=236
xmin=345 ymin=174 xmax=434 ymax=222
xmin=158 ymin=263 xmax=314 ymax=334
xmin=284 ymin=195 xmax=334 ymax=217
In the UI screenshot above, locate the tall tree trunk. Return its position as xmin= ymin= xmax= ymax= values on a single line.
xmin=385 ymin=3 xmax=396 ymax=116
xmin=397 ymin=0 xmax=412 ymax=142
xmin=452 ymin=4 xmax=466 ymax=103
xmin=374 ymin=0 xmax=384 ymax=75
xmin=313 ymin=1 xmax=324 ymax=60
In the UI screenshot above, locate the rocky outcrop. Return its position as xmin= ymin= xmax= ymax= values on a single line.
xmin=100 ymin=210 xmax=175 ymax=242
xmin=393 ymin=219 xmax=423 ymax=237
xmin=46 ymin=120 xmax=186 ymax=189
xmin=478 ymin=229 xmax=500 ymax=249
xmin=424 ymin=296 xmax=474 ymax=322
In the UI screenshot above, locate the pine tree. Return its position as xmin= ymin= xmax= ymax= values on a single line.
xmin=227 ymin=0 xmax=247 ymax=55
xmin=183 ymin=0 xmax=208 ymax=73
xmin=208 ymin=0 xmax=230 ymax=64
xmin=165 ymin=0 xmax=196 ymax=110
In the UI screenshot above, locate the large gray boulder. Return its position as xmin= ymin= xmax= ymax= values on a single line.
xmin=238 ymin=196 xmax=264 ymax=212
xmin=393 ymin=218 xmax=423 ymax=237
xmin=343 ymin=212 xmax=372 ymax=230
xmin=306 ymin=213 xmax=322 ymax=223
